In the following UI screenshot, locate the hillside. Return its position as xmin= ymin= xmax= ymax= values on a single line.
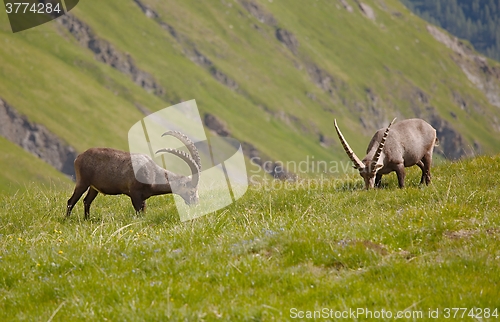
xmin=1 ymin=0 xmax=500 ymax=190
xmin=401 ymin=0 xmax=500 ymax=62
xmin=1 ymin=155 xmax=499 ymax=320
xmin=0 ymin=137 xmax=70 ymax=194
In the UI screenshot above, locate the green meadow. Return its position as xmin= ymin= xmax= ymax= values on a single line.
xmin=1 ymin=155 xmax=499 ymax=321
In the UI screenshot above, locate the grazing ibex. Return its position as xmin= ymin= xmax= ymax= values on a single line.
xmin=66 ymin=131 xmax=201 ymax=219
xmin=334 ymin=118 xmax=438 ymax=189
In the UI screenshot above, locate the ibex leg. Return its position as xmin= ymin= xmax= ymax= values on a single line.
xmin=67 ymin=184 xmax=89 ymax=217
xmin=421 ymin=153 xmax=432 ymax=185
xmin=375 ymin=173 xmax=383 ymax=188
xmin=416 ymin=161 xmax=426 ymax=185
xmin=130 ymin=193 xmax=146 ymax=213
xmin=83 ymin=187 xmax=99 ymax=220
xmin=395 ymin=164 xmax=406 ymax=188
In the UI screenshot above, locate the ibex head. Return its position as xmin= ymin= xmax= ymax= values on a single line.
xmin=334 ymin=118 xmax=396 ymax=189
xmin=156 ymin=131 xmax=202 ymax=205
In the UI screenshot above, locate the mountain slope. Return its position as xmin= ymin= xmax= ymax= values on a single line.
xmin=0 ymin=137 xmax=70 ymax=194
xmin=1 ymin=0 xmax=500 ymax=192
xmin=401 ymin=0 xmax=500 ymax=62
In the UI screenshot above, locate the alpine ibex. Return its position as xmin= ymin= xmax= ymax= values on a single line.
xmin=334 ymin=118 xmax=438 ymax=189
xmin=66 ymin=131 xmax=201 ymax=219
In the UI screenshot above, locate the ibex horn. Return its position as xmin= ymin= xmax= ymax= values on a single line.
xmin=161 ymin=131 xmax=202 ymax=171
xmin=334 ymin=119 xmax=365 ymax=170
xmin=371 ymin=118 xmax=396 ymax=173
xmin=155 ymin=148 xmax=200 ymax=186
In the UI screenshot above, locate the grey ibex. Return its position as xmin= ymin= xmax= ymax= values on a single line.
xmin=334 ymin=118 xmax=438 ymax=189
xmin=66 ymin=131 xmax=201 ymax=219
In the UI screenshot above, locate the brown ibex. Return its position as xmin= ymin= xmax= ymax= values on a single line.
xmin=334 ymin=118 xmax=438 ymax=189
xmin=66 ymin=131 xmax=201 ymax=219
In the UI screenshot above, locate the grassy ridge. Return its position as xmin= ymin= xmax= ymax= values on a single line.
xmin=1 ymin=155 xmax=499 ymax=320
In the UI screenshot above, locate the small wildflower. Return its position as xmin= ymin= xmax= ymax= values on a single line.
xmin=58 ymin=250 xmax=63 ymax=254
xmin=17 ymin=237 xmax=22 ymax=241
xmin=36 ymin=263 xmax=41 ymax=267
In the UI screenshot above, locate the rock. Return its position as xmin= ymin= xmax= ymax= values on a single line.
xmin=239 ymin=0 xmax=277 ymax=26
xmin=132 ymin=0 xmax=158 ymax=19
xmin=306 ymin=63 xmax=338 ymax=95
xmin=190 ymin=49 xmax=239 ymax=90
xmin=204 ymin=113 xmax=230 ymax=137
xmin=275 ymin=28 xmax=299 ymax=54
xmin=57 ymin=14 xmax=165 ymax=98
xmin=0 ymin=98 xmax=77 ymax=178
xmin=338 ymin=0 xmax=353 ymax=12
xmin=429 ymin=114 xmax=467 ymax=160
xmin=427 ymin=24 xmax=500 ymax=109
xmin=242 ymin=142 xmax=296 ymax=180
xmin=132 ymin=0 xmax=240 ymax=92
xmin=356 ymin=1 xmax=376 ymax=21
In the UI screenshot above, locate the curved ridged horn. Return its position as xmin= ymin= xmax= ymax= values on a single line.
xmin=371 ymin=118 xmax=396 ymax=173
xmin=334 ymin=119 xmax=365 ymax=170
xmin=161 ymin=131 xmax=202 ymax=171
xmin=155 ymin=148 xmax=200 ymax=186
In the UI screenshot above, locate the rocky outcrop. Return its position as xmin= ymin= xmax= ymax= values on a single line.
xmin=204 ymin=113 xmax=230 ymax=137
xmin=429 ymin=114 xmax=468 ymax=160
xmin=134 ymin=103 xmax=152 ymax=116
xmin=239 ymin=0 xmax=300 ymax=56
xmin=242 ymin=141 xmax=296 ymax=180
xmin=57 ymin=14 xmax=166 ymax=98
xmin=427 ymin=25 xmax=500 ymax=109
xmin=0 ymin=99 xmax=77 ymax=177
xmin=338 ymin=0 xmax=354 ymax=12
xmin=208 ymin=69 xmax=239 ymax=91
xmin=203 ymin=113 xmax=295 ymax=179
xmin=356 ymin=1 xmax=376 ymax=21
xmin=239 ymin=0 xmax=277 ymax=26
xmin=276 ymin=28 xmax=299 ymax=54
xmin=319 ymin=132 xmax=335 ymax=148
xmin=132 ymin=0 xmax=158 ymax=19
xmin=306 ymin=63 xmax=339 ymax=95
xmin=407 ymin=87 xmax=471 ymax=159
xmin=188 ymin=49 xmax=239 ymax=90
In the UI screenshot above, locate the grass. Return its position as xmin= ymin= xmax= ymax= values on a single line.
xmin=1 ymin=155 xmax=499 ymax=321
